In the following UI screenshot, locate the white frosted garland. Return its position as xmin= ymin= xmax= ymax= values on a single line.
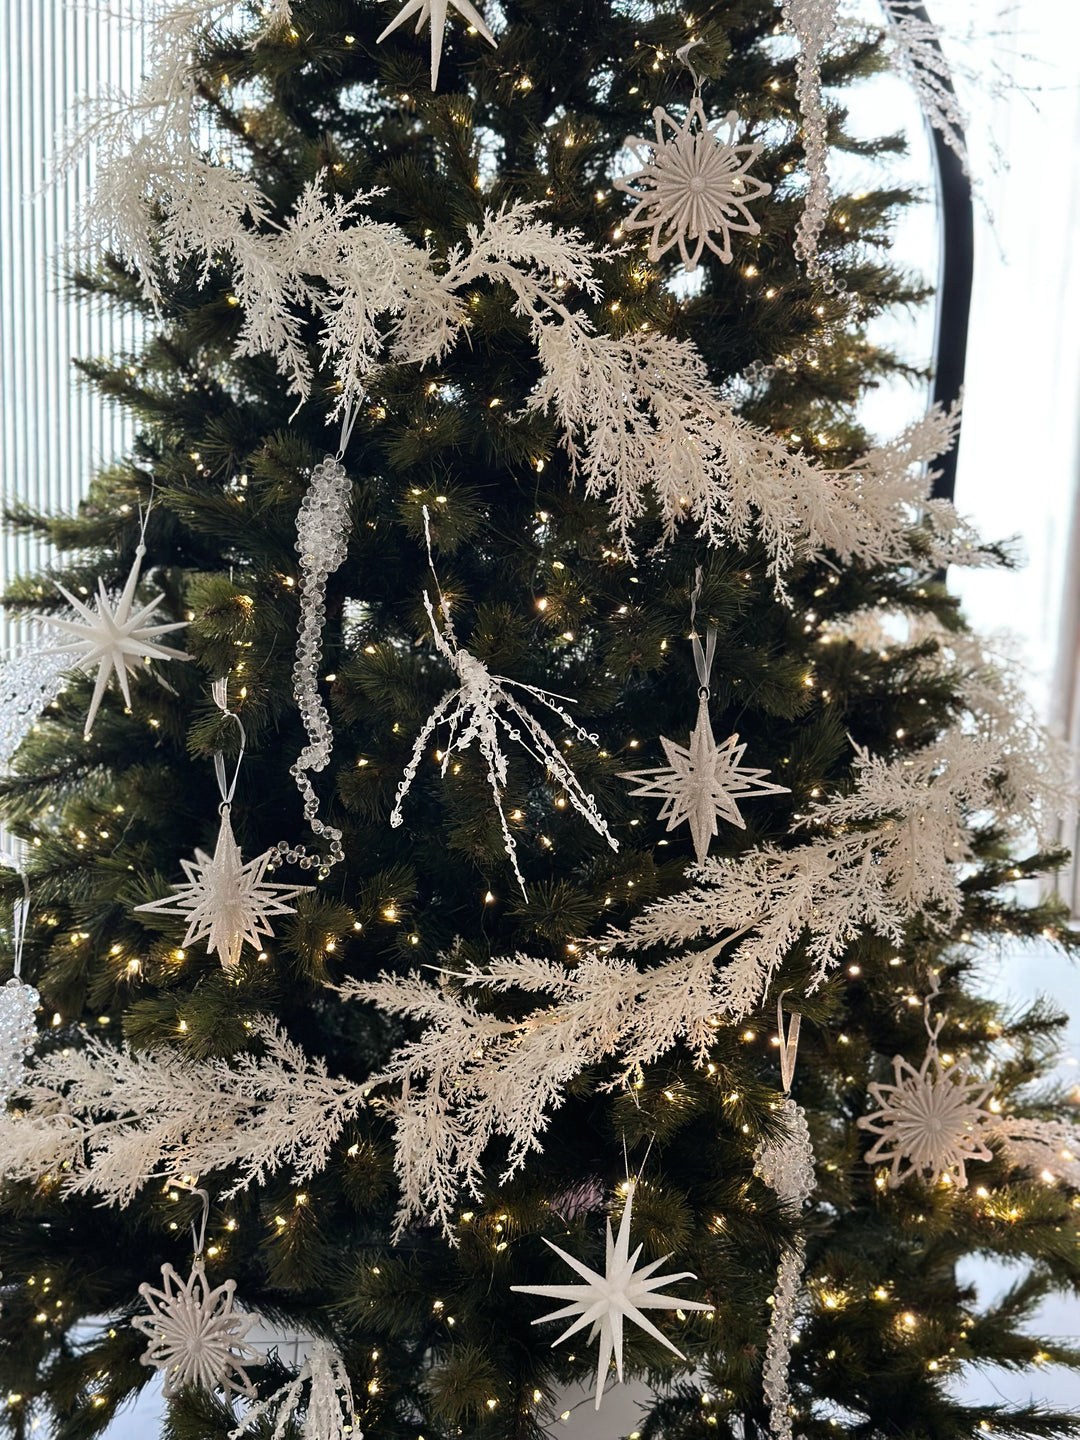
xmin=782 ymin=0 xmax=841 ymax=283
xmin=229 ymin=1340 xmax=357 ymax=1440
xmin=882 ymin=1 xmax=969 ymax=174
xmin=274 ymin=456 xmax=352 ymax=873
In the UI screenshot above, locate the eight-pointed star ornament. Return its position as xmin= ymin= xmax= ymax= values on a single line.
xmin=858 ymin=1048 xmax=995 ymax=1189
xmin=511 ymin=1181 xmax=711 ymax=1409
xmin=40 ymin=542 xmax=190 ymax=738
xmin=133 ymin=1260 xmax=259 ymax=1400
xmin=613 ymin=99 xmax=771 ymax=272
xmin=620 ymin=694 xmax=789 ymax=863
xmin=135 ymin=804 xmax=312 ymax=969
xmin=377 ymin=0 xmax=497 ymax=91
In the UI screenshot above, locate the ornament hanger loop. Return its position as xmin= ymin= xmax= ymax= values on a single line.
xmin=777 ymin=990 xmax=802 ymax=1094
xmin=675 ymin=38 xmax=705 ymax=94
xmin=173 ymin=1178 xmax=211 ymax=1261
xmin=689 ymin=565 xmax=718 ymax=694
xmin=211 ymin=676 xmax=247 ymax=807
xmin=922 ymin=970 xmax=946 ymax=1048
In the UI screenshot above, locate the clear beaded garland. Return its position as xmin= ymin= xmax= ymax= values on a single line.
xmin=0 ymin=977 xmax=39 ymax=1106
xmin=272 ymin=456 xmax=352 ymax=876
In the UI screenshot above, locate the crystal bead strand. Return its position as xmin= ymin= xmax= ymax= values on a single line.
xmin=782 ymin=0 xmax=841 ymax=283
xmin=271 ymin=456 xmax=353 ymax=876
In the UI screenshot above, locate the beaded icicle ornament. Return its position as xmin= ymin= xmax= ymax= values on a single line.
xmin=0 ymin=863 xmax=37 ymax=1108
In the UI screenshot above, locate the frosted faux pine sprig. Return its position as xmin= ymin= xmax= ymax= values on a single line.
xmin=66 ymin=0 xmax=980 ymax=580
xmin=0 ymin=1022 xmax=362 ymax=1208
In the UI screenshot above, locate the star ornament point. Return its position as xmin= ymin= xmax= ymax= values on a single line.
xmin=614 ymin=100 xmax=772 ymax=272
xmin=41 ymin=545 xmax=190 ymax=737
xmin=135 ymin=806 xmax=312 ymax=970
xmin=377 ymin=0 xmax=497 ymax=91
xmin=511 ymin=1182 xmax=710 ymax=1409
xmin=133 ymin=1261 xmax=259 ymax=1400
xmin=621 ymin=696 xmax=789 ymax=863
xmin=858 ymin=1051 xmax=995 ymax=1189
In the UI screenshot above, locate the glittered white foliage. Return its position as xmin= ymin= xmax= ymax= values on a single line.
xmin=134 ymin=805 xmax=312 ymax=969
xmin=229 ymin=1340 xmax=358 ymax=1440
xmin=40 ymin=544 xmax=190 ymax=737
xmin=511 ymin=1181 xmax=710 ymax=1409
xmin=613 ymin=100 xmax=771 ymax=271
xmin=133 ymin=1260 xmax=259 ymax=1399
xmin=883 ymin=1 xmax=969 ymax=174
xmin=0 ymin=1022 xmax=363 ymax=1206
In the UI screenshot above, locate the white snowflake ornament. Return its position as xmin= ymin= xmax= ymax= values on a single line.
xmin=377 ymin=0 xmax=497 ymax=91
xmin=511 ymin=1180 xmax=710 ymax=1409
xmin=620 ymin=694 xmax=788 ymax=863
xmin=135 ymin=804 xmax=312 ymax=969
xmin=859 ymin=1048 xmax=994 ymax=1189
xmin=614 ymin=99 xmax=771 ymax=272
xmin=40 ymin=543 xmax=190 ymax=738
xmin=133 ymin=1259 xmax=259 ymax=1400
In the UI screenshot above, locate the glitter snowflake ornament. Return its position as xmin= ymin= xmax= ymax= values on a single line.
xmin=859 ymin=1048 xmax=994 ymax=1189
xmin=377 ymin=0 xmax=497 ymax=91
xmin=135 ymin=804 xmax=312 ymax=969
xmin=621 ymin=694 xmax=788 ymax=862
xmin=512 ymin=1181 xmax=710 ymax=1409
xmin=614 ymin=97 xmax=771 ymax=272
xmin=859 ymin=976 xmax=994 ymax=1189
xmin=133 ymin=1259 xmax=259 ymax=1400
xmin=40 ymin=542 xmax=190 ymax=738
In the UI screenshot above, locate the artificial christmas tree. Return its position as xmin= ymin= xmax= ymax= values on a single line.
xmin=1 ymin=3 xmax=1080 ymax=1439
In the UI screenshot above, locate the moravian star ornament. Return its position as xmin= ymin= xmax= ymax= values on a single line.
xmin=620 ymin=694 xmax=789 ymax=863
xmin=40 ymin=542 xmax=190 ymax=737
xmin=511 ymin=1181 xmax=710 ymax=1409
xmin=135 ymin=805 xmax=312 ymax=970
xmin=377 ymin=0 xmax=497 ymax=91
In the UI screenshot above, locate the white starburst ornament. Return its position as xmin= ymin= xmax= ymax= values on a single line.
xmin=40 ymin=541 xmax=190 ymax=738
xmin=135 ymin=680 xmax=312 ymax=968
xmin=859 ymin=977 xmax=994 ymax=1189
xmin=511 ymin=1181 xmax=710 ymax=1409
xmin=614 ymin=92 xmax=771 ymax=272
xmin=377 ymin=0 xmax=497 ymax=91
xmin=134 ymin=1259 xmax=259 ymax=1399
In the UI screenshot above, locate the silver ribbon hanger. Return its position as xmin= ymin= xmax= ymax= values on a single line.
xmin=689 ymin=565 xmax=718 ymax=697
xmin=777 ymin=991 xmax=802 ymax=1095
xmin=675 ymin=38 xmax=705 ymax=96
xmin=211 ymin=677 xmax=247 ymax=809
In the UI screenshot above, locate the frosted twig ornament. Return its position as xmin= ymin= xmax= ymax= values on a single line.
xmin=275 ymin=455 xmax=352 ymax=876
xmin=229 ymin=1340 xmax=356 ymax=1440
xmin=753 ymin=996 xmax=814 ymax=1440
xmin=133 ymin=1185 xmax=259 ymax=1400
xmin=0 ymin=863 xmax=38 ymax=1107
xmin=858 ymin=973 xmax=994 ymax=1188
xmin=512 ymin=1179 xmax=710 ymax=1410
xmin=620 ymin=571 xmax=788 ymax=862
xmin=39 ymin=499 xmax=190 ymax=738
xmin=391 ymin=509 xmax=617 ymax=891
xmin=136 ymin=680 xmax=312 ymax=968
xmin=614 ymin=44 xmax=771 ymax=273
xmin=377 ymin=0 xmax=497 ymax=91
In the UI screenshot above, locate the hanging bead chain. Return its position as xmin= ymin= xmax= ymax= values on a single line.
xmin=270 ymin=455 xmax=352 ymax=875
